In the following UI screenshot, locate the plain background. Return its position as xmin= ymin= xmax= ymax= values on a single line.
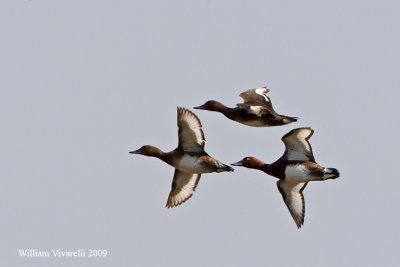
xmin=1 ymin=1 xmax=399 ymax=266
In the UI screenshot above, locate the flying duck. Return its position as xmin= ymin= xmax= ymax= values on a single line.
xmin=194 ymin=86 xmax=298 ymax=127
xmin=130 ymin=107 xmax=234 ymax=208
xmin=231 ymin=127 xmax=339 ymax=228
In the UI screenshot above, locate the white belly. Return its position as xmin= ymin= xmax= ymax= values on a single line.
xmin=284 ymin=164 xmax=311 ymax=182
xmin=175 ymin=154 xmax=205 ymax=173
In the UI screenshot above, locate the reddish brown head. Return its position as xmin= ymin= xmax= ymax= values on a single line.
xmin=231 ymin=157 xmax=267 ymax=170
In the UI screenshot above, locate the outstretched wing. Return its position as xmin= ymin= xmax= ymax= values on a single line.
xmin=177 ymin=107 xmax=205 ymax=152
xmin=166 ymin=170 xmax=201 ymax=208
xmin=277 ymin=180 xmax=308 ymax=228
xmin=237 ymin=87 xmax=277 ymax=116
xmin=281 ymin=127 xmax=315 ymax=162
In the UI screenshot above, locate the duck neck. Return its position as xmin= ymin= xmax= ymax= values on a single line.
xmin=158 ymin=150 xmax=178 ymax=166
xmin=259 ymin=164 xmax=270 ymax=174
xmin=148 ymin=147 xmax=168 ymax=162
xmin=212 ymin=101 xmax=231 ymax=113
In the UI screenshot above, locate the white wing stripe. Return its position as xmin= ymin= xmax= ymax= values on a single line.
xmin=178 ymin=107 xmax=205 ymax=152
xmin=282 ymin=128 xmax=315 ymax=161
xmin=166 ymin=171 xmax=201 ymax=208
xmin=277 ymin=180 xmax=307 ymax=228
xmin=255 ymin=87 xmax=270 ymax=102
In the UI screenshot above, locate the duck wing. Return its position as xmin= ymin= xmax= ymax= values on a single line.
xmin=166 ymin=170 xmax=201 ymax=208
xmin=177 ymin=107 xmax=205 ymax=152
xmin=277 ymin=180 xmax=308 ymax=228
xmin=237 ymin=87 xmax=278 ymax=117
xmin=281 ymin=127 xmax=315 ymax=162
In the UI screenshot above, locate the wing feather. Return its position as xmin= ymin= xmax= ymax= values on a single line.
xmin=277 ymin=180 xmax=308 ymax=228
xmin=166 ymin=170 xmax=201 ymax=208
xmin=177 ymin=107 xmax=205 ymax=152
xmin=237 ymin=87 xmax=277 ymax=116
xmin=281 ymin=127 xmax=315 ymax=161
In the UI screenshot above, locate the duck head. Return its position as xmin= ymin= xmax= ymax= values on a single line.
xmin=129 ymin=145 xmax=163 ymax=158
xmin=231 ymin=157 xmax=266 ymax=170
xmin=194 ymin=100 xmax=227 ymax=112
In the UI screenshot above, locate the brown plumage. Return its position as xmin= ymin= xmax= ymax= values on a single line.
xmin=231 ymin=127 xmax=340 ymax=228
xmin=194 ymin=86 xmax=298 ymax=127
xmin=130 ymin=107 xmax=233 ymax=208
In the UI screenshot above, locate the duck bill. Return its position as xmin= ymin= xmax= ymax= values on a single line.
xmin=193 ymin=104 xmax=206 ymax=110
xmin=231 ymin=160 xmax=244 ymax=166
xmin=129 ymin=149 xmax=142 ymax=154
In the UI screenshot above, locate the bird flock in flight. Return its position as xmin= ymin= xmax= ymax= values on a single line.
xmin=130 ymin=86 xmax=340 ymax=228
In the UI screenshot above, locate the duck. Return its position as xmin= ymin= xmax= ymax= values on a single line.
xmin=194 ymin=86 xmax=298 ymax=127
xmin=231 ymin=127 xmax=339 ymax=228
xmin=130 ymin=107 xmax=234 ymax=208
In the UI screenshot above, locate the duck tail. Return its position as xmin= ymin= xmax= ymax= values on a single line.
xmin=218 ymin=163 xmax=234 ymax=172
xmin=323 ymin=168 xmax=340 ymax=180
xmin=282 ymin=116 xmax=299 ymax=124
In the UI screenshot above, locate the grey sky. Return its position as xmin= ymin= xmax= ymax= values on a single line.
xmin=1 ymin=0 xmax=399 ymax=266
